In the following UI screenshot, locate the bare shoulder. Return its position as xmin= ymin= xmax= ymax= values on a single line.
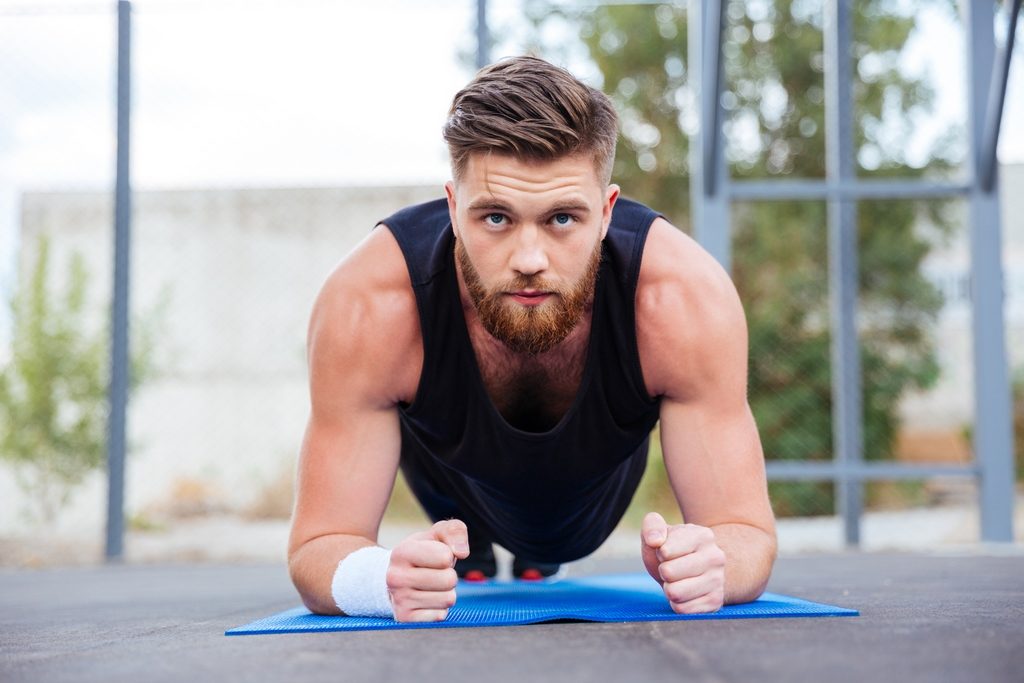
xmin=635 ymin=217 xmax=748 ymax=401
xmin=307 ymin=225 xmax=422 ymax=417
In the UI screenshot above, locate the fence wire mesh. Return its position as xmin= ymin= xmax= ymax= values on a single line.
xmin=0 ymin=1 xmax=1018 ymax=565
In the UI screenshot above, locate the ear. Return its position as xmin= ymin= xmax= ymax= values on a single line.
xmin=601 ymin=184 xmax=620 ymax=241
xmin=445 ymin=180 xmax=460 ymax=239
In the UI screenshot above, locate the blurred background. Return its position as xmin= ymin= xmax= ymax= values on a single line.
xmin=1 ymin=0 xmax=1022 ymax=567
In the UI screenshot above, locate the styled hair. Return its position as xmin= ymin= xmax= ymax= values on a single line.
xmin=442 ymin=56 xmax=619 ymax=184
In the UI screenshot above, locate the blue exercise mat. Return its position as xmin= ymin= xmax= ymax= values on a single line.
xmin=226 ymin=573 xmax=857 ymax=635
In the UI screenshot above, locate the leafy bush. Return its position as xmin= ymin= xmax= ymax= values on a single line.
xmin=0 ymin=236 xmax=162 ymax=522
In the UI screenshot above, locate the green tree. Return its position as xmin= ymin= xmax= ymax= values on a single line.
xmin=528 ymin=0 xmax=956 ymax=515
xmin=0 ymin=236 xmax=161 ymax=523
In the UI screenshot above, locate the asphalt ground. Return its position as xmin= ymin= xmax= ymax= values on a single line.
xmin=1 ymin=553 xmax=1022 ymax=683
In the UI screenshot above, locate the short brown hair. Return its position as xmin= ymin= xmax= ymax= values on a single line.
xmin=442 ymin=56 xmax=618 ymax=184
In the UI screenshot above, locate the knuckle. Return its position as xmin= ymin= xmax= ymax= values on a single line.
xmin=436 ymin=544 xmax=455 ymax=567
xmin=389 ymin=585 xmax=410 ymax=605
xmin=389 ymin=544 xmax=410 ymax=564
xmin=404 ymin=540 xmax=434 ymax=564
xmin=664 ymin=582 xmax=688 ymax=603
xmin=435 ymin=519 xmax=466 ymax=539
xmin=442 ymin=568 xmax=458 ymax=590
xmin=385 ymin=565 xmax=405 ymax=590
xmin=416 ymin=541 xmax=450 ymax=568
xmin=444 ymin=590 xmax=457 ymax=608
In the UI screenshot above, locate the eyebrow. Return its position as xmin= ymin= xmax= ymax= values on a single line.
xmin=547 ymin=202 xmax=592 ymax=214
xmin=467 ymin=199 xmax=513 ymax=212
xmin=465 ymin=199 xmax=593 ymax=214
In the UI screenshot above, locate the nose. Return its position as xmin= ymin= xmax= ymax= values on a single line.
xmin=508 ymin=224 xmax=549 ymax=277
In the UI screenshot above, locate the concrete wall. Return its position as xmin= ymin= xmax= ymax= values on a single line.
xmin=3 ymin=185 xmax=441 ymax=532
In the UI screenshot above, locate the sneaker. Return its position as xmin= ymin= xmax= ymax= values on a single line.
xmin=455 ymin=540 xmax=497 ymax=582
xmin=512 ymin=556 xmax=565 ymax=582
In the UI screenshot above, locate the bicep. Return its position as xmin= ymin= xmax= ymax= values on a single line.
xmin=638 ymin=223 xmax=773 ymax=532
xmin=655 ymin=305 xmax=774 ymax=532
xmin=289 ymin=243 xmax=418 ymax=553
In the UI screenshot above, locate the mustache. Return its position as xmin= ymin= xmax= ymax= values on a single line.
xmin=495 ymin=276 xmax=561 ymax=295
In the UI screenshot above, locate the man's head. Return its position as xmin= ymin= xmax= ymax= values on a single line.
xmin=442 ymin=57 xmax=621 ymax=356
xmin=442 ymin=56 xmax=618 ymax=186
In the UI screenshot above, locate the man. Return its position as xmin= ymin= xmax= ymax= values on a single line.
xmin=288 ymin=56 xmax=776 ymax=623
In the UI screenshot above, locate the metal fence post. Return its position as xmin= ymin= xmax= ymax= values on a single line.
xmin=824 ymin=0 xmax=863 ymax=546
xmin=979 ymin=0 xmax=1021 ymax=192
xmin=689 ymin=0 xmax=730 ymax=272
xmin=476 ymin=0 xmax=489 ymax=69
xmin=964 ymin=0 xmax=1014 ymax=542
xmin=105 ymin=0 xmax=132 ymax=562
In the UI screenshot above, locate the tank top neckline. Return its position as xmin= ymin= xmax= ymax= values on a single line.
xmin=445 ymin=238 xmax=606 ymax=442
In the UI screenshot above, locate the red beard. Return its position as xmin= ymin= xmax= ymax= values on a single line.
xmin=456 ymin=238 xmax=602 ymax=355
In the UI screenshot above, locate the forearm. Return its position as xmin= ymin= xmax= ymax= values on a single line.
xmin=288 ymin=533 xmax=379 ymax=614
xmin=710 ymin=522 xmax=777 ymax=604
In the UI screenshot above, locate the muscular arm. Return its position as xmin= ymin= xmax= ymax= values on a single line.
xmin=287 ymin=226 xmax=422 ymax=615
xmin=637 ymin=218 xmax=777 ymax=607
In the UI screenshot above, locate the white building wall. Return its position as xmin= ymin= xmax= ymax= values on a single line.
xmin=898 ymin=163 xmax=1024 ymax=438
xmin=3 ymin=185 xmax=441 ymax=532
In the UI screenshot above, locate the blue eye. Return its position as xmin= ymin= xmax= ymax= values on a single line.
xmin=553 ymin=213 xmax=573 ymax=226
xmin=486 ymin=213 xmax=506 ymax=226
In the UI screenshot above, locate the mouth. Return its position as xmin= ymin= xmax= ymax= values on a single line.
xmin=508 ymin=290 xmax=552 ymax=306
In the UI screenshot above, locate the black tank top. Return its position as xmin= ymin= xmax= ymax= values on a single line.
xmin=380 ymin=197 xmax=663 ymax=563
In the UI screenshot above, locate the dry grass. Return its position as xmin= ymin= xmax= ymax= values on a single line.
xmin=244 ymin=468 xmax=295 ymax=520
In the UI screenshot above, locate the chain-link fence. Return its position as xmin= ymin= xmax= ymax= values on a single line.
xmin=1 ymin=0 xmax=1020 ymax=564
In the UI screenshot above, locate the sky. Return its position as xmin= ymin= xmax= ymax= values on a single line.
xmin=1 ymin=0 xmax=1023 ymax=347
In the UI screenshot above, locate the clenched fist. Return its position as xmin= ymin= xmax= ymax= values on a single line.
xmin=641 ymin=512 xmax=726 ymax=614
xmin=387 ymin=519 xmax=470 ymax=622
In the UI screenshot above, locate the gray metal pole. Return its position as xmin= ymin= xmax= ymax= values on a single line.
xmin=105 ymin=0 xmax=132 ymax=562
xmin=476 ymin=0 xmax=489 ymax=69
xmin=824 ymin=0 xmax=863 ymax=546
xmin=979 ymin=0 xmax=1021 ymax=192
xmin=964 ymin=0 xmax=1014 ymax=542
xmin=689 ymin=0 xmax=730 ymax=272
xmin=730 ymin=178 xmax=971 ymax=201
xmin=702 ymin=0 xmax=725 ymax=198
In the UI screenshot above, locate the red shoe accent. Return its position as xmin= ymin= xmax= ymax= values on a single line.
xmin=463 ymin=570 xmax=488 ymax=582
xmin=519 ymin=568 xmax=543 ymax=581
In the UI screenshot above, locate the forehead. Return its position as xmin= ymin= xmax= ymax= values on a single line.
xmin=457 ymin=153 xmax=604 ymax=207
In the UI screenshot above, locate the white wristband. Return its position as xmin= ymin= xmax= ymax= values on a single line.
xmin=331 ymin=546 xmax=394 ymax=618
